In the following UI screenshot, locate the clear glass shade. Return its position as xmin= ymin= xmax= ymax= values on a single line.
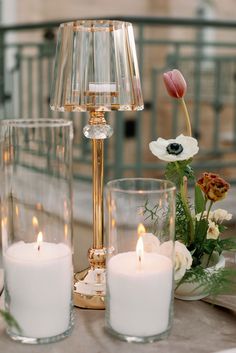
xmin=50 ymin=20 xmax=144 ymax=112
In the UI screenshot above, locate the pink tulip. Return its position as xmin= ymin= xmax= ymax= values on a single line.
xmin=163 ymin=69 xmax=187 ymax=99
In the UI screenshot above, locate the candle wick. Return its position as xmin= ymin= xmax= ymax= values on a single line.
xmin=137 ymin=254 xmax=142 ymax=272
xmin=38 ymin=244 xmax=40 ymax=251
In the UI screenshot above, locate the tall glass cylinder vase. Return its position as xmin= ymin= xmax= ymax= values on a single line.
xmin=0 ymin=119 xmax=74 ymax=344
xmin=105 ymin=178 xmax=176 ymax=343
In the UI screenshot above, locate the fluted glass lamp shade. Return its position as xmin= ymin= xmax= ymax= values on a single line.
xmin=50 ymin=20 xmax=143 ymax=112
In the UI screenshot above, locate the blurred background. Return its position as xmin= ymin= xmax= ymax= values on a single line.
xmin=0 ymin=0 xmax=235 ymax=269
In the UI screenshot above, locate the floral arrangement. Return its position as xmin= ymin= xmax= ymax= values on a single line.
xmin=149 ymin=69 xmax=236 ymax=296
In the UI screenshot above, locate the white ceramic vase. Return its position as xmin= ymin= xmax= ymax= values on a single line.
xmin=174 ymin=254 xmax=225 ymax=301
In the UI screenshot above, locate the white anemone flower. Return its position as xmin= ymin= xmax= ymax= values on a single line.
xmin=149 ymin=134 xmax=199 ymax=162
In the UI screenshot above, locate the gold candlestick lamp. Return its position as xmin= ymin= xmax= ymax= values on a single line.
xmin=50 ymin=19 xmax=143 ymax=309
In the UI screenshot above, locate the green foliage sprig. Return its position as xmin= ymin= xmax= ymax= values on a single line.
xmin=0 ymin=309 xmax=21 ymax=333
xmin=176 ymin=267 xmax=236 ymax=297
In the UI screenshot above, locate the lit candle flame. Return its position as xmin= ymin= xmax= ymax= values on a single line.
xmin=136 ymin=236 xmax=144 ymax=271
xmin=37 ymin=231 xmax=43 ymax=251
xmin=137 ymin=223 xmax=145 ymax=270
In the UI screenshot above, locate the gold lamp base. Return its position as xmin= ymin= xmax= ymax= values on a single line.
xmin=73 ymin=247 xmax=106 ymax=309
xmin=73 ymin=268 xmax=105 ymax=309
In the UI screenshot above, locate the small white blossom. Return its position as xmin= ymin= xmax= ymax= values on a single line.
xmin=195 ymin=211 xmax=213 ymax=221
xmin=149 ymin=134 xmax=199 ymax=162
xmin=195 ymin=209 xmax=232 ymax=225
xmin=207 ymin=220 xmax=220 ymax=240
xmin=159 ymin=240 xmax=192 ymax=281
xmin=212 ymin=209 xmax=232 ymax=223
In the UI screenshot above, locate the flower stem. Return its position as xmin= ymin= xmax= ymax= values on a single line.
xmin=206 ymin=200 xmax=214 ymax=219
xmin=174 ymin=162 xmax=194 ymax=244
xmin=205 ymin=200 xmax=216 ymax=267
xmin=206 ymin=248 xmax=215 ymax=268
xmin=181 ymin=98 xmax=192 ymax=137
xmin=199 ymin=197 xmax=208 ymax=222
xmin=180 ymin=182 xmax=194 ymax=244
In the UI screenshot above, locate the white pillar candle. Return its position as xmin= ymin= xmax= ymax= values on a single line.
xmin=107 ymin=252 xmax=173 ymax=337
xmin=4 ymin=240 xmax=72 ymax=338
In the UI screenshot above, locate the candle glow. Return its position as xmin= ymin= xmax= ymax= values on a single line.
xmin=136 ymin=224 xmax=145 ymax=270
xmin=37 ymin=231 xmax=43 ymax=251
xmin=136 ymin=237 xmax=144 ymax=261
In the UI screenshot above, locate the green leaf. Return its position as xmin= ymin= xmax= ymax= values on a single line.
xmin=0 ymin=310 xmax=21 ymax=333
xmin=218 ymin=238 xmax=236 ymax=251
xmin=194 ymin=218 xmax=208 ymax=245
xmin=195 ymin=184 xmax=205 ymax=214
xmin=175 ymin=192 xmax=190 ymax=243
xmin=202 ymin=239 xmax=218 ymax=254
xmin=178 ymin=267 xmax=236 ymax=297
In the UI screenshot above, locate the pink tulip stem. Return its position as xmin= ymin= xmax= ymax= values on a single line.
xmin=181 ymin=98 xmax=192 ymax=137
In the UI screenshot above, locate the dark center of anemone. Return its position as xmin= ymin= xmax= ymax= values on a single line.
xmin=166 ymin=143 xmax=183 ymax=155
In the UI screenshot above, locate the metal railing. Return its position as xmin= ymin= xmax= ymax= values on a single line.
xmin=1 ymin=17 xmax=236 ymax=182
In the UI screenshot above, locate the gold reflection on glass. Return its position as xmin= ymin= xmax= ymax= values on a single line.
xmin=3 ymin=150 xmax=10 ymax=163
xmin=64 ymin=200 xmax=69 ymax=219
xmin=15 ymin=205 xmax=19 ymax=217
xmin=3 ymin=145 xmax=14 ymax=164
xmin=32 ymin=216 xmax=39 ymax=227
xmin=36 ymin=203 xmax=43 ymax=211
xmin=111 ymin=199 xmax=116 ymax=212
xmin=56 ymin=145 xmax=65 ymax=160
xmin=137 ymin=223 xmax=146 ymax=236
xmin=111 ymin=218 xmax=116 ymax=228
xmin=32 ymin=216 xmax=39 ymax=237
xmin=1 ymin=217 xmax=8 ymax=246
xmin=64 ymin=224 xmax=68 ymax=240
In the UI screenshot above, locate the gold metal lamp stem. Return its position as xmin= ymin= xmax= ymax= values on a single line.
xmin=88 ymin=111 xmax=106 ymax=271
xmin=92 ymin=138 xmax=104 ymax=249
xmin=74 ymin=111 xmax=108 ymax=309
